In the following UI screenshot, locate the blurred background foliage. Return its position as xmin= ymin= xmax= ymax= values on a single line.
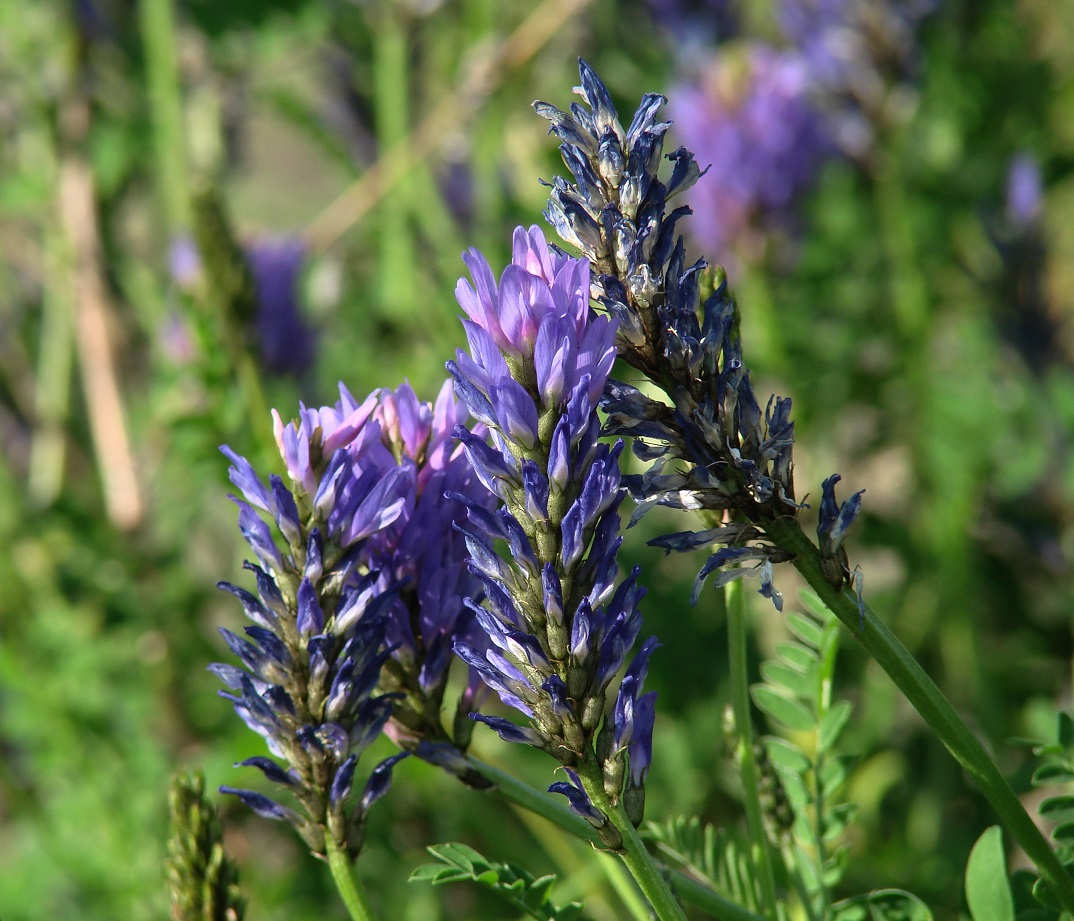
xmin=1 ymin=0 xmax=1073 ymax=918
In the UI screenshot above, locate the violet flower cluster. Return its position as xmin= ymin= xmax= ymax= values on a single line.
xmin=535 ymin=60 xmax=862 ymax=609
xmin=214 ymin=385 xmax=413 ymax=859
xmin=446 ymin=225 xmax=659 ymax=842
xmin=169 ymin=234 xmax=317 ymax=377
xmin=357 ymin=380 xmax=496 ymax=769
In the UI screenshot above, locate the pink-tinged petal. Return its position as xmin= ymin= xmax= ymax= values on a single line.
xmin=511 ymin=224 xmax=555 ymax=283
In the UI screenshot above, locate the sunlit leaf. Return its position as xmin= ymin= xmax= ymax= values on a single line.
xmin=965 ymin=826 xmax=1014 ymax=921
xmin=752 ymin=685 xmax=815 ymax=731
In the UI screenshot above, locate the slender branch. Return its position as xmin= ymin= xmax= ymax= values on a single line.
xmin=765 ymin=515 xmax=1074 ymax=915
xmin=325 ymin=836 xmax=379 ymax=921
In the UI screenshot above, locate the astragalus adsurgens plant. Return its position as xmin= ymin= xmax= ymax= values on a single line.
xmin=195 ymin=58 xmax=1074 ymax=921
xmin=446 ymin=223 xmax=683 ymax=917
xmin=533 ymin=59 xmax=1074 ymax=918
xmin=536 ymin=59 xmax=855 ymax=610
xmin=360 ymin=380 xmax=498 ymax=769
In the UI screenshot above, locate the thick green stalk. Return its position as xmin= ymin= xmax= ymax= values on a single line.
xmin=572 ymin=770 xmax=687 ymax=921
xmin=765 ymin=516 xmax=1074 ymax=914
xmin=725 ymin=580 xmax=781 ymax=920
xmin=465 ymin=755 xmax=762 ymax=920
xmin=325 ymin=836 xmax=379 ymax=921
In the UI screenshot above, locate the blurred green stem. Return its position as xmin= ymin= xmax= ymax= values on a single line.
xmin=325 ymin=836 xmax=378 ymax=921
xmin=873 ymin=153 xmax=928 ymax=342
xmin=465 ymin=755 xmax=760 ymax=920
xmin=29 ymin=226 xmax=75 ymax=506
xmin=373 ymin=1 xmax=415 ymax=318
xmin=139 ymin=0 xmax=191 ymax=236
xmin=764 ymin=515 xmax=1074 ymax=915
xmin=725 ymin=579 xmax=781 ymax=921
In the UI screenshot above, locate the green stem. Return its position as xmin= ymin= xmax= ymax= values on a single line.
xmin=725 ymin=580 xmax=781 ymax=920
xmin=765 ymin=516 xmax=1074 ymax=914
xmin=596 ymin=850 xmax=654 ymax=921
xmin=575 ymin=771 xmax=687 ymax=921
xmin=465 ymin=755 xmax=760 ymax=920
xmin=372 ymin=0 xmax=415 ymax=319
xmin=325 ymin=836 xmax=378 ymax=921
xmin=139 ymin=0 xmax=191 ymax=236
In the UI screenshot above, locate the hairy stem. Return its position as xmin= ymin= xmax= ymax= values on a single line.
xmin=325 ymin=836 xmax=379 ymax=921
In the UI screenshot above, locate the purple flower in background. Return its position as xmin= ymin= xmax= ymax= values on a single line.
xmin=246 ymin=238 xmax=317 ymax=377
xmin=645 ymin=0 xmax=738 ymax=49
xmin=992 ymin=152 xmax=1056 ymax=374
xmin=670 ymin=46 xmax=831 ymax=266
xmin=447 ymin=225 xmax=659 ymax=837
xmin=778 ymin=0 xmax=932 ymax=157
xmin=1006 ymin=153 xmax=1043 ymax=230
xmin=214 ymin=388 xmax=412 ymax=859
xmin=355 ymin=380 xmax=497 ymax=763
xmin=167 ymin=234 xmax=317 ymax=377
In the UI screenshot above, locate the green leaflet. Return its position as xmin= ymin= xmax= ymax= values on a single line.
xmin=409 ymin=842 xmax=587 ymax=921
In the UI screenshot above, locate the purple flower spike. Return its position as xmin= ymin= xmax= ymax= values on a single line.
xmin=449 ymin=224 xmax=659 ymax=839
xmin=215 ymin=386 xmax=433 ymax=859
xmin=534 ymin=61 xmax=830 ymax=618
xmin=333 ymin=379 xmax=499 ymax=763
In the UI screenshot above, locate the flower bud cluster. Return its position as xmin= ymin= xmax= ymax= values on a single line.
xmin=535 ymin=60 xmax=809 ymax=609
xmin=447 ymin=225 xmax=660 ymax=837
xmin=214 ymin=384 xmax=412 ymax=859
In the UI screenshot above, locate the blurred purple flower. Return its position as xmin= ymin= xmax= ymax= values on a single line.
xmin=246 ymin=238 xmax=316 ymax=377
xmin=167 ymin=235 xmax=317 ymax=377
xmin=670 ymin=46 xmax=831 ymax=265
xmin=778 ymin=0 xmax=932 ymax=157
xmin=645 ymin=0 xmax=737 ymax=49
xmin=1006 ymin=152 xmax=1043 ymax=230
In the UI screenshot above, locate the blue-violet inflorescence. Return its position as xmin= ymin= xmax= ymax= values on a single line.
xmin=214 ymin=385 xmax=413 ymax=859
xmin=535 ymin=60 xmax=863 ymax=610
xmin=447 ymin=225 xmax=659 ymax=842
xmin=357 ymin=380 xmax=498 ymax=775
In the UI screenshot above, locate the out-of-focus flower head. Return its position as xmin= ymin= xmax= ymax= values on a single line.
xmin=991 ymin=152 xmax=1058 ymax=375
xmin=778 ymin=0 xmax=933 ymax=158
xmin=246 ymin=238 xmax=317 ymax=377
xmin=167 ymin=234 xmax=317 ymax=378
xmin=669 ymin=45 xmax=831 ymax=266
xmin=1006 ymin=152 xmax=1043 ymax=231
xmin=645 ymin=0 xmax=738 ymax=50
